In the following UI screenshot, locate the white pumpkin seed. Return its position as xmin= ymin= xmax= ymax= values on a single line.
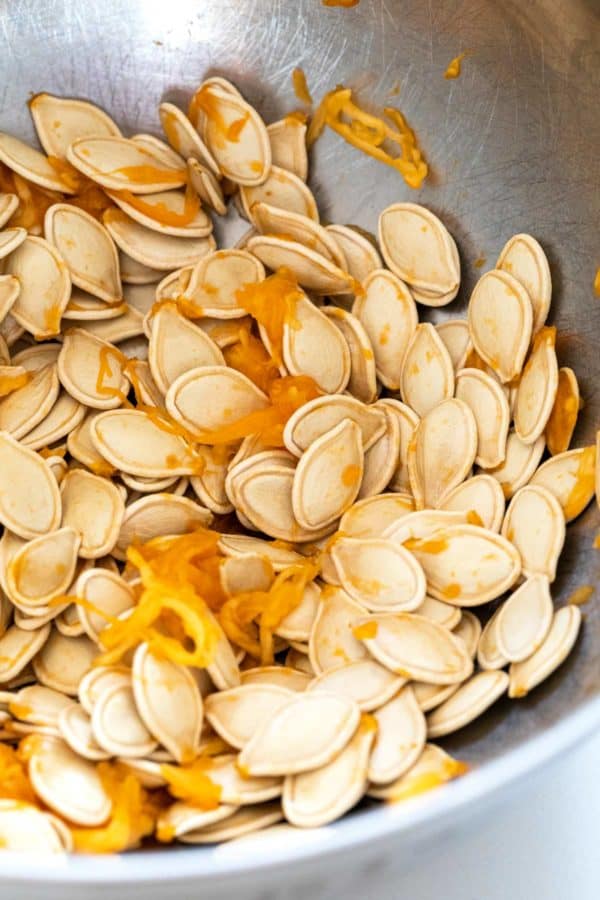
xmin=0 ymin=800 xmax=66 ymax=852
xmin=407 ymin=398 xmax=477 ymax=509
xmin=240 ymin=165 xmax=316 ymax=222
xmin=187 ymin=158 xmax=227 ymax=215
xmin=369 ymin=686 xmax=426 ymax=783
xmin=248 ymin=235 xmax=353 ymax=295
xmin=468 ymin=269 xmax=533 ymax=383
xmin=21 ymin=392 xmax=86 ymax=451
xmin=45 ymin=204 xmax=121 ymax=302
xmin=501 ymin=485 xmax=565 ymax=581
xmin=29 ymin=93 xmax=121 ymax=158
xmin=67 ymin=136 xmax=186 ymax=193
xmin=322 ymin=306 xmax=377 ymax=404
xmin=33 ymin=629 xmax=96 ymax=696
xmin=158 ymin=102 xmax=219 ymax=175
xmin=405 ymin=523 xmax=521 ymax=606
xmin=6 ymin=527 xmax=80 ymax=609
xmin=166 ymin=365 xmax=268 ymax=437
xmin=75 ymin=568 xmax=135 ymax=643
xmin=439 ymin=474 xmax=505 ymax=532
xmin=91 ymin=409 xmax=199 ymax=477
xmin=339 ymin=492 xmax=414 ymax=540
xmin=78 ymin=665 xmax=131 ymax=715
xmin=5 ymin=236 xmax=71 ymax=339
xmin=28 ymin=735 xmax=111 ymax=826
xmin=58 ymin=329 xmax=128 ymax=409
xmin=109 ymin=188 xmax=213 ymax=239
xmin=283 ymin=715 xmax=375 ymax=827
xmin=292 ymin=419 xmax=363 ymax=530
xmin=0 ymin=433 xmax=61 ymax=538
xmin=0 ymin=274 xmax=20 ymax=323
xmin=58 ymin=703 xmax=111 ymax=761
xmin=379 ymin=203 xmax=460 ymax=304
xmin=496 ymin=575 xmax=553 ymax=663
xmin=367 ymin=742 xmax=466 ymax=800
xmin=514 ymin=327 xmax=559 ymax=445
xmin=0 ymin=362 xmax=60 ymax=439
xmin=0 ymin=226 xmax=27 ymax=259
xmin=415 ymin=595 xmax=462 ymax=630
xmin=282 ymin=294 xmax=350 ymax=392
xmin=132 ymin=642 xmax=202 ymax=763
xmin=205 ymin=684 xmax=293 ymax=749
xmin=283 ymin=393 xmax=384 ymax=458
xmin=427 ymin=670 xmax=509 ymax=737
xmin=357 ymin=612 xmax=473 ymax=684
xmin=0 ymin=623 xmax=50 ymax=682
xmin=103 ymin=209 xmax=215 ymax=270
xmin=0 ymin=193 xmax=19 ymax=228
xmin=435 ymin=319 xmax=471 ymax=371
xmin=238 ymin=692 xmax=360 ymax=776
xmin=307 ymin=659 xmax=404 ymax=711
xmin=308 ymin=586 xmax=369 ymax=674
xmin=0 ymin=133 xmax=76 ymax=192
xmin=60 ymin=468 xmax=124 ymax=558
xmin=149 ymin=302 xmax=225 ymax=393
xmin=267 ymin=117 xmax=308 ymax=181
xmin=400 ymin=323 xmax=454 ymax=417
xmin=331 ymin=537 xmax=425 ymax=613
xmin=240 ymin=666 xmax=310 ymax=692
xmin=509 ymin=605 xmax=581 ymax=698
xmin=91 ymin=682 xmax=157 ymax=757
xmin=455 ymin=367 xmax=510 ymax=468
xmin=326 ymin=225 xmax=382 ymax=285
xmin=486 ymin=429 xmax=545 ymax=500
xmin=496 ymin=234 xmax=551 ymax=334
xmin=158 ymin=802 xmax=239 ymax=840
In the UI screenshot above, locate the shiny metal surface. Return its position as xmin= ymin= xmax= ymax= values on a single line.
xmin=0 ymin=0 xmax=599 ymax=893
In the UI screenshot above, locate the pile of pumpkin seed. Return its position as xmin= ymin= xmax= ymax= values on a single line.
xmin=0 ymin=76 xmax=596 ymax=853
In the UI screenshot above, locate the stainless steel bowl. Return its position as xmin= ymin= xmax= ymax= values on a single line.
xmin=0 ymin=0 xmax=599 ymax=896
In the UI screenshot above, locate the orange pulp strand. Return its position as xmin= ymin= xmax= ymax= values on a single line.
xmin=545 ymin=369 xmax=579 ymax=456
xmin=235 ymin=268 xmax=303 ymax=367
xmin=307 ymin=86 xmax=428 ymax=189
xmin=109 ymin=181 xmax=200 ymax=227
xmin=444 ymin=53 xmax=466 ymax=80
xmin=292 ymin=68 xmax=313 ymax=105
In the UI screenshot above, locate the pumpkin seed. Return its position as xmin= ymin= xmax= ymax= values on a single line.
xmin=0 ymin=133 xmax=76 ymax=192
xmin=239 ymin=164 xmax=319 ymax=222
xmin=358 ymin=406 xmax=401 ymax=499
xmin=166 ymin=365 xmax=268 ymax=437
xmin=58 ymin=329 xmax=128 ymax=409
xmin=435 ymin=319 xmax=471 ymax=371
xmin=455 ymin=368 xmax=510 ymax=468
xmin=357 ymin=612 xmax=473 ymax=684
xmin=501 ymin=485 xmax=565 ymax=581
xmin=238 ymin=692 xmax=360 ymax=777
xmin=0 ymin=362 xmax=60 ymax=439
xmin=149 ymin=302 xmax=225 ymax=393
xmin=21 ymin=392 xmax=85 ymax=451
xmin=476 ymin=606 xmax=508 ymax=670
xmin=408 ymin=398 xmax=477 ymax=509
xmin=545 ymin=367 xmax=579 ymax=456
xmin=180 ymin=803 xmax=283 ymax=844
xmin=6 ymin=527 xmax=80 ymax=609
xmin=187 ymin=158 xmax=227 ymax=215
xmin=27 ymin=734 xmax=111 ymax=825
xmin=509 ymin=605 xmax=581 ymax=698
xmin=71 ymin=304 xmax=145 ymax=344
xmin=205 ymin=684 xmax=293 ymax=749
xmin=78 ymin=665 xmax=131 ymax=715
xmin=486 ymin=429 xmax=545 ymax=500
xmin=452 ymin=611 xmax=481 ymax=659
xmin=322 ymin=307 xmax=377 ymax=404
xmin=30 ymin=93 xmax=121 ymax=158
xmin=5 ymin=236 xmax=71 ymax=339
xmin=283 ymin=394 xmax=384 ymax=458
xmin=284 ymin=295 xmax=351 ymax=392
xmin=60 ymin=469 xmax=124 ymax=558
xmin=307 ymin=659 xmax=404 ymax=711
xmin=33 ymin=629 xmax=96 ymax=696
xmin=91 ymin=682 xmax=157 ymax=757
xmin=183 ymin=249 xmax=264 ymax=319
xmin=194 ymin=83 xmax=271 ymax=186
xmin=326 ymin=224 xmax=382 ymax=285
xmin=240 ymin=666 xmax=310 ymax=692
xmin=132 ymin=642 xmax=202 ymax=763
xmin=292 ymin=419 xmax=363 ymax=530
xmin=0 ymin=192 xmax=19 ymax=228
xmin=367 ymin=742 xmax=466 ymax=801
xmin=0 ymin=433 xmax=61 ymax=538
xmin=416 ymin=595 xmax=462 ymax=630
xmin=115 ymin=494 xmax=212 ymax=561
xmin=0 ymin=623 xmax=50 ymax=681
xmin=400 ymin=323 xmax=454 ymax=417
xmin=352 ymin=269 xmax=417 ymax=390
xmin=218 ymin=533 xmax=302 ymax=570
xmin=0 ymin=274 xmax=20 ymax=323
xmin=412 ymin=681 xmax=459 ymax=713
xmin=67 ymin=136 xmax=186 ymax=193
xmin=75 ymin=568 xmax=135 ymax=643
xmin=266 ymin=118 xmax=308 ymax=181
xmin=369 ymin=686 xmax=426 ymax=783
xmin=158 ymin=102 xmax=219 ymax=175
xmin=90 ymin=409 xmax=199 ymax=477
xmin=252 ymin=203 xmax=345 ymax=267
xmin=468 ymin=269 xmax=533 ymax=383
xmin=104 ymin=209 xmax=216 ymax=270
xmin=406 ymin=523 xmax=521 ymax=606
xmin=58 ymin=703 xmax=111 ymax=761
xmin=247 ymin=235 xmax=353 ymax=295
xmin=496 ymin=234 xmax=551 ymax=334
xmin=158 ymin=802 xmax=239 ymax=840
xmin=273 ymin=581 xmax=320 ymax=642
xmin=439 ymin=474 xmax=505 ymax=532
xmin=308 ymin=586 xmax=369 ymax=674
xmin=379 ymin=203 xmax=460 ymax=304
xmin=0 ymin=800 xmax=66 ymax=852
xmin=339 ymin=492 xmax=414 ymax=539
xmin=331 ymin=537 xmax=425 ymax=613
xmin=530 ymin=446 xmax=596 ymax=522
xmin=0 ymin=226 xmax=27 ymax=259
xmin=495 ymin=575 xmax=553 ymax=663
xmin=283 ymin=715 xmax=375 ymax=828
xmin=514 ymin=327 xmax=558 ymax=445
xmin=382 ymin=508 xmax=469 ymax=546
xmin=119 ymin=249 xmax=163 ymax=284
xmin=427 ymin=670 xmax=509 ymax=737
xmin=45 ymin=204 xmax=121 ymax=301
xmin=109 ymin=188 xmax=213 ymax=238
